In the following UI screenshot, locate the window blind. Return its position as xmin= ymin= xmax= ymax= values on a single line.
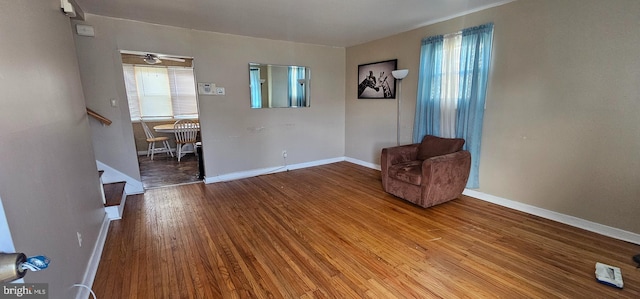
xmin=123 ymin=65 xmax=198 ymax=120
xmin=168 ymin=68 xmax=198 ymax=118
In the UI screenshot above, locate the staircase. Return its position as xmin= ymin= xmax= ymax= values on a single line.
xmin=99 ymin=171 xmax=127 ymax=220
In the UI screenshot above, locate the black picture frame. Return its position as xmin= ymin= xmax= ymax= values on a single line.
xmin=357 ymin=59 xmax=397 ymax=99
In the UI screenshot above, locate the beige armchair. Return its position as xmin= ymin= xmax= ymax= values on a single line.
xmin=381 ymin=135 xmax=471 ymax=208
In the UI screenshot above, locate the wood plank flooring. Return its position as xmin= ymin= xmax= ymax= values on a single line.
xmin=93 ymin=162 xmax=640 ymax=298
xmin=137 ymin=154 xmax=201 ymax=189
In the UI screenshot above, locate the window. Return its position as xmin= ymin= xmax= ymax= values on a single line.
xmin=414 ymin=23 xmax=494 ymax=188
xmin=123 ymin=65 xmax=198 ymax=121
xmin=440 ymin=32 xmax=462 ymax=138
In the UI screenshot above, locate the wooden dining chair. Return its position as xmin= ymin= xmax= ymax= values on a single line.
xmin=140 ymin=119 xmax=174 ymax=160
xmin=173 ymin=119 xmax=199 ymax=162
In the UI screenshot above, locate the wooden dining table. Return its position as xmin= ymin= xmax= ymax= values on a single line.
xmin=153 ymin=122 xmax=200 ymax=133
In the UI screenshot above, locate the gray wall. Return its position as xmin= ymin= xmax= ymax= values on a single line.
xmin=73 ymin=14 xmax=346 ymax=179
xmin=346 ymin=0 xmax=640 ymax=234
xmin=0 ymin=1 xmax=106 ymax=298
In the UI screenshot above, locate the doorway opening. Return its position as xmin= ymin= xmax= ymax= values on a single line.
xmin=120 ymin=50 xmax=203 ymax=189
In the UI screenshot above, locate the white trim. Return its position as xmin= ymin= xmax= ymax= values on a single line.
xmin=98 ymin=177 xmax=106 ymax=205
xmin=96 ymin=160 xmax=144 ymax=195
xmin=116 ymin=192 xmax=127 ymax=219
xmin=345 ymin=156 xmax=640 ymax=245
xmin=105 ymin=190 xmax=127 ymax=221
xmin=345 ymin=157 xmax=381 ymax=171
xmin=287 ymin=157 xmax=345 ymax=171
xmin=0 ymin=195 xmax=16 ymax=253
xmin=75 ymin=213 xmax=110 ymax=299
xmin=463 ymin=189 xmax=640 ymax=245
xmin=0 ymin=195 xmax=24 ymax=283
xmin=205 ymin=157 xmax=345 ymax=184
xmin=104 ymin=206 xmax=119 ymax=220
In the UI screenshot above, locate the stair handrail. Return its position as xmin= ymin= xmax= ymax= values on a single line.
xmin=86 ymin=108 xmax=112 ymax=126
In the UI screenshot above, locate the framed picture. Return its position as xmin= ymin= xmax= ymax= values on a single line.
xmin=357 ymin=59 xmax=397 ymax=99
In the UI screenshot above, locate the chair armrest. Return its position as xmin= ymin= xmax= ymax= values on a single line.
xmin=420 ymin=150 xmax=471 ymax=205
xmin=381 ymin=144 xmax=419 ymax=191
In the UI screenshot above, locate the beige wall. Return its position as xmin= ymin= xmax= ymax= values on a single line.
xmin=73 ymin=14 xmax=345 ymax=178
xmin=0 ymin=1 xmax=106 ymax=297
xmin=346 ymin=0 xmax=640 ymax=234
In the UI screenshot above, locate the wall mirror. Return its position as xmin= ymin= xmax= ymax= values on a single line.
xmin=249 ymin=63 xmax=310 ymax=108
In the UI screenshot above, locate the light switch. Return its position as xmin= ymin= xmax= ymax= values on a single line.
xmin=215 ymin=87 xmax=225 ymax=95
xmin=110 ymin=98 xmax=117 ymax=107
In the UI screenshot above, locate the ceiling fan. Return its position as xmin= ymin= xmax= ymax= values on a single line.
xmin=140 ymin=53 xmax=186 ymax=64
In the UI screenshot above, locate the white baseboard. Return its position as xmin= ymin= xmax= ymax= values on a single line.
xmin=96 ymin=160 xmax=144 ymax=195
xmin=463 ymin=189 xmax=640 ymax=245
xmin=75 ymin=213 xmax=110 ymax=299
xmin=344 ymin=156 xmax=640 ymax=245
xmin=205 ymin=157 xmax=346 ymax=184
xmin=345 ymin=157 xmax=381 ymax=171
xmin=287 ymin=157 xmax=345 ymax=171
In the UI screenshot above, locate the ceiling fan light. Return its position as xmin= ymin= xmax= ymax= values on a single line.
xmin=143 ymin=54 xmax=160 ymax=64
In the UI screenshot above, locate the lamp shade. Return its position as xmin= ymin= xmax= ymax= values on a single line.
xmin=392 ymin=69 xmax=409 ymax=80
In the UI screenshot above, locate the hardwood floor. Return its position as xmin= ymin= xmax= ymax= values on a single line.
xmin=93 ymin=162 xmax=640 ymax=298
xmin=137 ymin=153 xmax=201 ymax=189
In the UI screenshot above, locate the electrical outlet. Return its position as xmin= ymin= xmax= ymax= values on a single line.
xmin=282 ymin=150 xmax=287 ymax=158
xmin=77 ymin=232 xmax=83 ymax=247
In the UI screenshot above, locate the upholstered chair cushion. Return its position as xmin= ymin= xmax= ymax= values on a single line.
xmin=417 ymin=135 xmax=465 ymax=160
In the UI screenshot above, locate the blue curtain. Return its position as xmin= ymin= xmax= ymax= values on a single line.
xmin=288 ymin=67 xmax=306 ymax=107
xmin=413 ymin=35 xmax=444 ymax=142
xmin=296 ymin=67 xmax=306 ymax=106
xmin=250 ymin=68 xmax=262 ymax=108
xmin=413 ymin=23 xmax=493 ymax=189
xmin=456 ymin=23 xmax=494 ymax=188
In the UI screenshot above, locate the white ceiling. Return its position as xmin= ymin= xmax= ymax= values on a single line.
xmin=74 ymin=0 xmax=513 ymax=47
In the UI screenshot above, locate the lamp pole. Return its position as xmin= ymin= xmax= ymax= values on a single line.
xmin=391 ymin=69 xmax=409 ymax=146
xmin=396 ymin=80 xmax=402 ymax=146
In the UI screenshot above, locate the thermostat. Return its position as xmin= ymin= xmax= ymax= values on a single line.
xmin=197 ymin=83 xmax=216 ymax=95
xmin=76 ymin=24 xmax=95 ymax=37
